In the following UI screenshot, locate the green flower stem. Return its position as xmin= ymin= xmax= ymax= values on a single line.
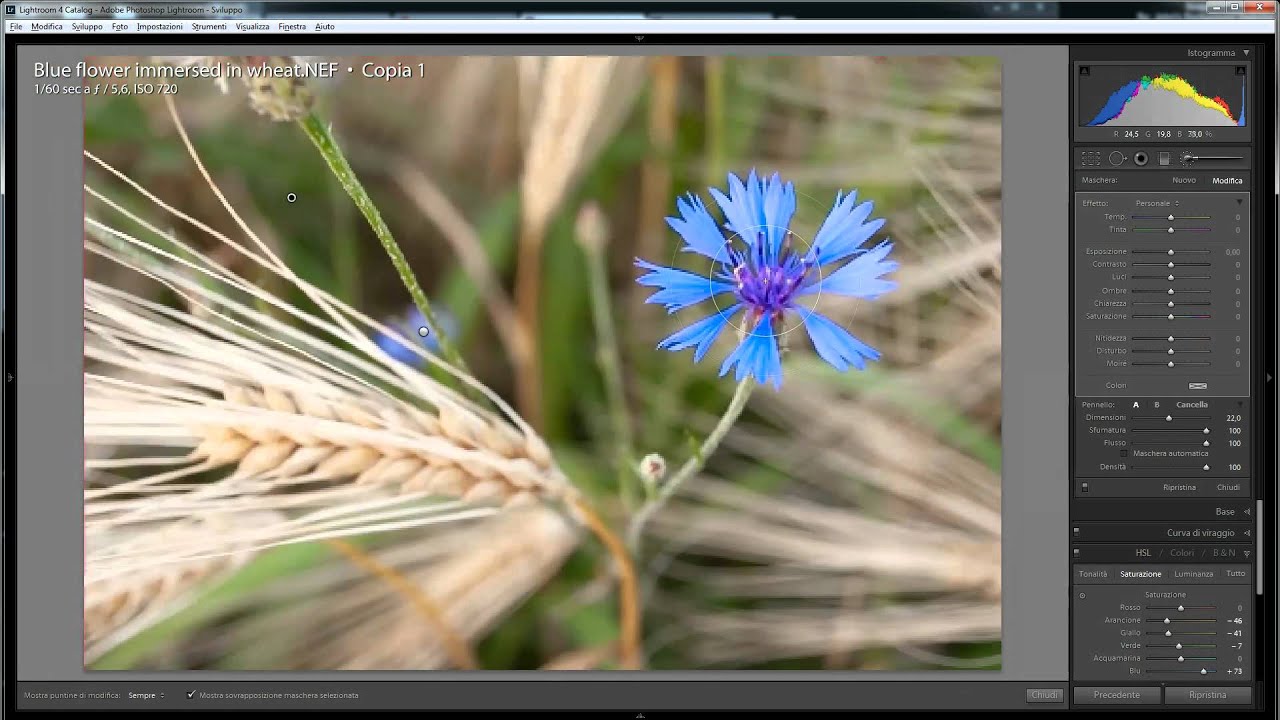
xmin=296 ymin=112 xmax=466 ymax=373
xmin=328 ymin=171 xmax=361 ymax=304
xmin=582 ymin=240 xmax=638 ymax=510
xmin=626 ymin=378 xmax=755 ymax=552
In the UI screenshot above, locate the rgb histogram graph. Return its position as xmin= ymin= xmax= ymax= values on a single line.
xmin=1078 ymin=65 xmax=1246 ymax=128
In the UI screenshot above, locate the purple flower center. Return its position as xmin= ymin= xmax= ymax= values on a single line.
xmin=718 ymin=229 xmax=814 ymax=324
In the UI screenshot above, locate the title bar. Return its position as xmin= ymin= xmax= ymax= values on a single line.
xmin=0 ymin=1 xmax=1273 ymax=21
xmin=2 ymin=18 xmax=1275 ymax=33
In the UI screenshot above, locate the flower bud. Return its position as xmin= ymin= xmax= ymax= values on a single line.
xmin=637 ymin=453 xmax=667 ymax=492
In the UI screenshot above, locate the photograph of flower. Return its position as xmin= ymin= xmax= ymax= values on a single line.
xmin=636 ymin=171 xmax=898 ymax=389
xmin=83 ymin=54 xmax=1002 ymax=670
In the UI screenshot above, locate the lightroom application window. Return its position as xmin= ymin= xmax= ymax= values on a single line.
xmin=3 ymin=1 xmax=1276 ymax=713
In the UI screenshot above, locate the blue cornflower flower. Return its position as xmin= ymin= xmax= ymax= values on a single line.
xmin=373 ymin=304 xmax=458 ymax=366
xmin=635 ymin=170 xmax=898 ymax=389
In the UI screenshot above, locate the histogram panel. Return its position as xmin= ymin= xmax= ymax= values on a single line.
xmin=1079 ymin=64 xmax=1247 ymax=128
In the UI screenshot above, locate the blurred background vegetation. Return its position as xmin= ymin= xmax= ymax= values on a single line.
xmin=85 ymin=54 xmax=1003 ymax=671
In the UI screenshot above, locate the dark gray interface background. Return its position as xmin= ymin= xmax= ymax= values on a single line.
xmin=14 ymin=43 xmax=1067 ymax=682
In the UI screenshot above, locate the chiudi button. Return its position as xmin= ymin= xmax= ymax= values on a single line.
xmin=1073 ymin=687 xmax=1160 ymax=705
xmin=1165 ymin=687 xmax=1252 ymax=705
xmin=1026 ymin=688 xmax=1064 ymax=703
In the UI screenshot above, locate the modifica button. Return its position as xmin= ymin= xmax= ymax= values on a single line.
xmin=1073 ymin=687 xmax=1160 ymax=705
xmin=1165 ymin=687 xmax=1252 ymax=705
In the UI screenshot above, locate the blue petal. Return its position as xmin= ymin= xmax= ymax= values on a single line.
xmin=718 ymin=315 xmax=784 ymax=389
xmin=759 ymin=172 xmax=797 ymax=262
xmin=800 ymin=240 xmax=898 ymax=300
xmin=666 ymin=192 xmax=726 ymax=260
xmin=375 ymin=330 xmax=426 ymax=366
xmin=657 ymin=304 xmax=741 ymax=362
xmin=374 ymin=304 xmax=459 ymax=365
xmin=403 ymin=306 xmax=450 ymax=352
xmin=799 ymin=310 xmax=881 ymax=372
xmin=709 ymin=170 xmax=797 ymax=265
xmin=810 ymin=190 xmax=886 ymax=266
xmin=708 ymin=169 xmax=765 ymax=247
xmin=635 ymin=258 xmax=734 ymax=313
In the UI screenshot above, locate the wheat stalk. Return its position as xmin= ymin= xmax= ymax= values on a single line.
xmin=646 ymin=475 xmax=1001 ymax=668
xmin=391 ymin=160 xmax=530 ymax=373
xmin=315 ymin=507 xmax=579 ymax=669
xmin=85 ymin=511 xmax=283 ymax=664
xmin=519 ymin=56 xmax=636 ymax=241
xmin=83 ymin=118 xmax=571 ymax=511
xmin=83 ymin=93 xmax=644 ymax=667
xmin=641 ymin=308 xmax=1001 ymax=668
xmin=83 ymin=223 xmax=569 ymax=578
xmin=678 ymin=603 xmax=999 ymax=667
xmin=514 ymin=56 xmax=646 ymax=426
xmin=639 ymin=363 xmax=1002 ymax=668
xmin=195 ymin=381 xmax=554 ymax=507
xmin=652 ymin=479 xmax=1001 ymax=597
xmin=325 ymin=537 xmax=482 ymax=669
xmin=166 ymin=507 xmax=579 ymax=670
xmin=82 ymin=254 xmax=574 ymax=580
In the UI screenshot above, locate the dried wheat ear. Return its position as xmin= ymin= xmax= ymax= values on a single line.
xmin=84 ymin=510 xmax=282 ymax=662
xmin=194 ymin=383 xmax=569 ymax=509
xmin=84 ymin=547 xmax=242 ymax=652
